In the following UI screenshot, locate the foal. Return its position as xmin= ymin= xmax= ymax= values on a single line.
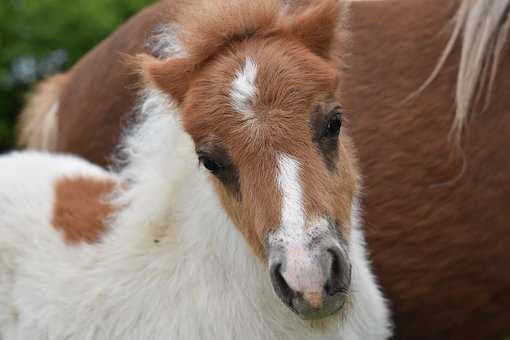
xmin=1 ymin=0 xmax=390 ymax=338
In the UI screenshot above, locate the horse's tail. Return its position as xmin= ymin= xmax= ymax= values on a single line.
xmin=17 ymin=73 xmax=69 ymax=150
xmin=447 ymin=0 xmax=510 ymax=140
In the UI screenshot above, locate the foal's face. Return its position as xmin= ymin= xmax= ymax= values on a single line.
xmin=178 ymin=39 xmax=358 ymax=320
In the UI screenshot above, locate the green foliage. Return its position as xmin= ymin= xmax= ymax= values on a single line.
xmin=0 ymin=0 xmax=153 ymax=151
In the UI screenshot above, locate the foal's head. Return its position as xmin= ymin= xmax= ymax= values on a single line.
xmin=139 ymin=0 xmax=357 ymax=320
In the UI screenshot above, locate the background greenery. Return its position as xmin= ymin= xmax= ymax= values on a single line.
xmin=0 ymin=0 xmax=154 ymax=151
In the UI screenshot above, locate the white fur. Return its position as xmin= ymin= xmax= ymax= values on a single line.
xmin=407 ymin=0 xmax=510 ymax=141
xmin=340 ymin=200 xmax=392 ymax=339
xmin=277 ymin=154 xmax=305 ymax=238
xmin=230 ymin=57 xmax=258 ymax=121
xmin=0 ymin=88 xmax=391 ymax=339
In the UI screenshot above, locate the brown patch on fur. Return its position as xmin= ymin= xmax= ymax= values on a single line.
xmin=17 ymin=73 xmax=69 ymax=150
xmin=53 ymin=176 xmax=117 ymax=244
xmin=330 ymin=135 xmax=358 ymax=238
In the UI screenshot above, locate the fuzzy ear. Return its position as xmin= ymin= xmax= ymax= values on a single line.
xmin=136 ymin=54 xmax=194 ymax=104
xmin=282 ymin=0 xmax=343 ymax=58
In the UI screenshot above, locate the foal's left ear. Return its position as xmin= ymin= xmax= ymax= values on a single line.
xmin=282 ymin=0 xmax=344 ymax=58
xmin=135 ymin=54 xmax=194 ymax=104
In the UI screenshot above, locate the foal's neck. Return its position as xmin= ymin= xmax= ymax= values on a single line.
xmin=101 ymin=89 xmax=262 ymax=275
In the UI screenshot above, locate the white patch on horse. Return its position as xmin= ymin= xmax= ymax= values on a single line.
xmin=230 ymin=57 xmax=258 ymax=121
xmin=274 ymin=155 xmax=330 ymax=294
xmin=277 ymin=154 xmax=305 ymax=242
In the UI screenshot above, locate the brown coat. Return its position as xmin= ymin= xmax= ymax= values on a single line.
xmin=345 ymin=1 xmax=510 ymax=339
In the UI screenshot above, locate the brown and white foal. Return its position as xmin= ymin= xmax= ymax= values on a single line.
xmin=0 ymin=0 xmax=390 ymax=338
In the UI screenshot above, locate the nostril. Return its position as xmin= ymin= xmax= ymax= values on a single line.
xmin=324 ymin=248 xmax=350 ymax=296
xmin=270 ymin=263 xmax=295 ymax=306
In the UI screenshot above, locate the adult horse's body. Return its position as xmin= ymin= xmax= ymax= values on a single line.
xmin=18 ymin=0 xmax=510 ymax=339
xmin=344 ymin=1 xmax=510 ymax=339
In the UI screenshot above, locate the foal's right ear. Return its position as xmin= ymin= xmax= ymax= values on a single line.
xmin=136 ymin=54 xmax=194 ymax=104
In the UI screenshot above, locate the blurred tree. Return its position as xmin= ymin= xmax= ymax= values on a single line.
xmin=0 ymin=0 xmax=154 ymax=151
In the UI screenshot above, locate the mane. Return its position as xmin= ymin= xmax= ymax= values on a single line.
xmin=421 ymin=0 xmax=510 ymax=142
xmin=174 ymin=0 xmax=279 ymax=65
xmin=451 ymin=0 xmax=510 ymax=140
xmin=164 ymin=0 xmax=344 ymax=66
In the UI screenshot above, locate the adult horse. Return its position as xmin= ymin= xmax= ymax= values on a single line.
xmin=18 ymin=0 xmax=510 ymax=339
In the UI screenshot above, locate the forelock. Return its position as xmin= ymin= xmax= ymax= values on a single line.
xmin=230 ymin=57 xmax=259 ymax=121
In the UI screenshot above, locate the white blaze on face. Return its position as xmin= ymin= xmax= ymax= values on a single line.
xmin=277 ymin=155 xmax=305 ymax=239
xmin=275 ymin=154 xmax=326 ymax=294
xmin=230 ymin=57 xmax=258 ymax=121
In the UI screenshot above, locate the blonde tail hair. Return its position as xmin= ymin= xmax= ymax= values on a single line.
xmin=17 ymin=73 xmax=69 ymax=150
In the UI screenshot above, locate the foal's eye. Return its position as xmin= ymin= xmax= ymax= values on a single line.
xmin=325 ymin=107 xmax=342 ymax=137
xmin=199 ymin=156 xmax=223 ymax=174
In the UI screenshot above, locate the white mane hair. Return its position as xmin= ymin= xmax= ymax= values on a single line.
xmin=419 ymin=0 xmax=510 ymax=141
xmin=452 ymin=0 xmax=510 ymax=139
